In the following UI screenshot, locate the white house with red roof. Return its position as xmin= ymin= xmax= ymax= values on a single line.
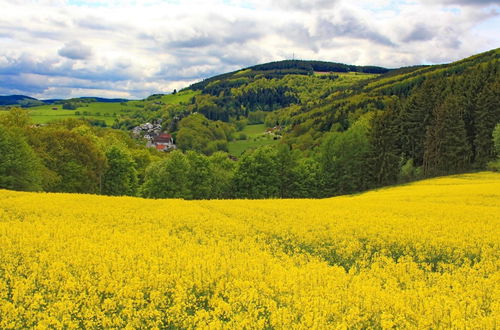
xmin=151 ymin=133 xmax=176 ymax=152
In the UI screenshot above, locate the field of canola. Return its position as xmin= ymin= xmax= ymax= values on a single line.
xmin=0 ymin=172 xmax=499 ymax=328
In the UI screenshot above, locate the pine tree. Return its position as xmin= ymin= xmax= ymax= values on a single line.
xmin=399 ymin=78 xmax=441 ymax=166
xmin=319 ymin=132 xmax=340 ymax=197
xmin=473 ymin=80 xmax=500 ymax=167
xmin=367 ymin=105 xmax=401 ymax=187
xmin=460 ymin=70 xmax=483 ymax=161
xmin=275 ymin=144 xmax=298 ymax=198
xmin=424 ymin=95 xmax=472 ymax=176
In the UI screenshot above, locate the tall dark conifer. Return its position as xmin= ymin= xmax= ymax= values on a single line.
xmin=399 ymin=78 xmax=441 ymax=166
xmin=460 ymin=69 xmax=483 ymax=161
xmin=424 ymin=95 xmax=472 ymax=176
xmin=473 ymin=80 xmax=500 ymax=167
xmin=368 ymin=104 xmax=401 ymax=187
xmin=275 ymin=144 xmax=298 ymax=198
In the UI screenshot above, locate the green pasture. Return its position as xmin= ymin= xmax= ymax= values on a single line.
xmin=158 ymin=90 xmax=199 ymax=104
xmin=228 ymin=124 xmax=280 ymax=156
xmin=27 ymin=102 xmax=128 ymax=125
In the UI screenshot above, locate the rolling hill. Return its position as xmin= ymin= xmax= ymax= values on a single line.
xmin=0 ymin=95 xmax=130 ymax=107
xmin=0 ymin=95 xmax=45 ymax=107
xmin=189 ymin=59 xmax=391 ymax=91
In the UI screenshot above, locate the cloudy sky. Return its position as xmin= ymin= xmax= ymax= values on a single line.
xmin=0 ymin=0 xmax=498 ymax=99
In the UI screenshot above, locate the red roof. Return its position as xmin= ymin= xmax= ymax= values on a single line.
xmin=155 ymin=144 xmax=166 ymax=150
xmin=153 ymin=133 xmax=173 ymax=143
xmin=158 ymin=134 xmax=171 ymax=139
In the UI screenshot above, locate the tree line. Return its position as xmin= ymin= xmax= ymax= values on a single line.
xmin=2 ymin=106 xmax=499 ymax=200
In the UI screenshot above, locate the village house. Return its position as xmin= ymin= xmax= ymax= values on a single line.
xmin=150 ymin=133 xmax=176 ymax=152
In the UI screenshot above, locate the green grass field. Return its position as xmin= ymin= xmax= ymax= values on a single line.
xmin=228 ymin=124 xmax=280 ymax=156
xmin=157 ymin=91 xmax=198 ymax=105
xmin=28 ymin=102 xmax=129 ymax=125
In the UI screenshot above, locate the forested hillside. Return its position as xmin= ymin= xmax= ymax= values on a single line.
xmin=1 ymin=49 xmax=499 ymax=199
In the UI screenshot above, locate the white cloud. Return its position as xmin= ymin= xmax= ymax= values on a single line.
xmin=58 ymin=40 xmax=93 ymax=60
xmin=0 ymin=0 xmax=498 ymax=99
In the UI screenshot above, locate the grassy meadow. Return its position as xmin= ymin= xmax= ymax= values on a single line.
xmin=228 ymin=124 xmax=280 ymax=156
xmin=0 ymin=172 xmax=498 ymax=328
xmin=27 ymin=102 xmax=129 ymax=125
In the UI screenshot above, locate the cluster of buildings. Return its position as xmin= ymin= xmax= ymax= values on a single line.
xmin=132 ymin=122 xmax=162 ymax=139
xmin=131 ymin=121 xmax=176 ymax=152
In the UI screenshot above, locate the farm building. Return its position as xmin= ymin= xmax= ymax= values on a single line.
xmin=150 ymin=133 xmax=176 ymax=152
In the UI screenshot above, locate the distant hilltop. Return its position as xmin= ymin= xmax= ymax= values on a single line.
xmin=0 ymin=95 xmax=130 ymax=107
xmin=189 ymin=59 xmax=392 ymax=91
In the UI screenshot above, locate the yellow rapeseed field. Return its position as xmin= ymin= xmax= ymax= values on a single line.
xmin=0 ymin=172 xmax=499 ymax=328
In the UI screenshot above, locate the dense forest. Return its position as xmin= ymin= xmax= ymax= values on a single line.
xmin=1 ymin=49 xmax=499 ymax=199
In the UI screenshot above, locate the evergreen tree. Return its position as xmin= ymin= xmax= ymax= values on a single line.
xmin=275 ymin=144 xmax=298 ymax=198
xmin=318 ymin=132 xmax=338 ymax=197
xmin=460 ymin=69 xmax=484 ymax=162
xmin=399 ymin=78 xmax=441 ymax=166
xmin=367 ymin=106 xmax=401 ymax=187
xmin=424 ymin=95 xmax=472 ymax=176
xmin=473 ymin=81 xmax=500 ymax=167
